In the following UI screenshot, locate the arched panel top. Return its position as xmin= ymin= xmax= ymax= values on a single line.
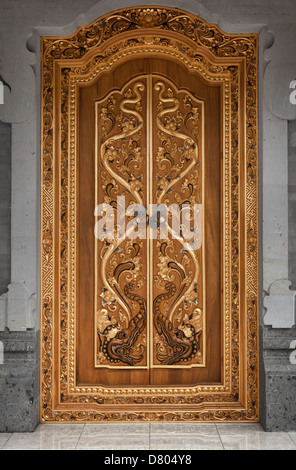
xmin=42 ymin=6 xmax=257 ymax=63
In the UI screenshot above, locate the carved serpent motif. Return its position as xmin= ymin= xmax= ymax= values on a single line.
xmin=154 ymin=80 xmax=202 ymax=341
xmin=101 ymin=80 xmax=145 ymax=206
xmin=155 ymin=80 xmax=199 ymax=204
xmin=153 ymin=281 xmax=200 ymax=365
xmin=98 ymin=245 xmax=146 ymax=366
xmin=98 ymin=80 xmax=146 ymax=333
xmin=101 ymin=282 xmax=147 ymax=366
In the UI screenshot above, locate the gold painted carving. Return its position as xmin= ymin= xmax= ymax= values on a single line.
xmin=41 ymin=6 xmax=259 ymax=422
xmin=95 ymin=78 xmax=147 ymax=368
xmin=152 ymin=77 xmax=205 ymax=368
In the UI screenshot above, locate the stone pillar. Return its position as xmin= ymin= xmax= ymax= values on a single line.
xmin=0 ymin=331 xmax=39 ymax=432
xmin=260 ymin=20 xmax=296 ymax=431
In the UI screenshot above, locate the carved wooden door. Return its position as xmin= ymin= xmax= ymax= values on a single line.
xmin=78 ymin=58 xmax=221 ymax=387
xmin=41 ymin=7 xmax=259 ymax=422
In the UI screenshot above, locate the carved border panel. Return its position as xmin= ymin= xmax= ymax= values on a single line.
xmin=41 ymin=7 xmax=259 ymax=422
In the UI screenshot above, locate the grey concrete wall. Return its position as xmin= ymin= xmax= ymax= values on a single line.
xmin=0 ymin=121 xmax=11 ymax=296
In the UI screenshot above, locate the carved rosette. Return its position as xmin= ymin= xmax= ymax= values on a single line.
xmin=41 ymin=7 xmax=258 ymax=422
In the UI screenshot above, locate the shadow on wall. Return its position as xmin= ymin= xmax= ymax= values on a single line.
xmin=0 ymin=120 xmax=11 ymax=296
xmin=289 ymin=120 xmax=296 ymax=291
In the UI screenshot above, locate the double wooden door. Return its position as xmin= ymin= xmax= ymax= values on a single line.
xmin=41 ymin=7 xmax=259 ymax=422
xmin=78 ymin=57 xmax=221 ymax=387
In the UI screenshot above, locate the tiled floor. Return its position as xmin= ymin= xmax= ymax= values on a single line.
xmin=0 ymin=423 xmax=296 ymax=450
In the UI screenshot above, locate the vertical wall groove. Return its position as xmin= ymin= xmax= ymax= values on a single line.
xmin=288 ymin=120 xmax=296 ymax=290
xmin=0 ymin=120 xmax=11 ymax=296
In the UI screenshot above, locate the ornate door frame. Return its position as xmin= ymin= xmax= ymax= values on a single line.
xmin=41 ymin=6 xmax=259 ymax=422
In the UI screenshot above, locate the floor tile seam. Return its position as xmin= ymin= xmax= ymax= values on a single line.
xmin=75 ymin=424 xmax=86 ymax=450
xmin=1 ymin=434 xmax=13 ymax=450
xmin=285 ymin=432 xmax=296 ymax=448
xmin=215 ymin=423 xmax=226 ymax=450
xmin=288 ymin=433 xmax=296 ymax=445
